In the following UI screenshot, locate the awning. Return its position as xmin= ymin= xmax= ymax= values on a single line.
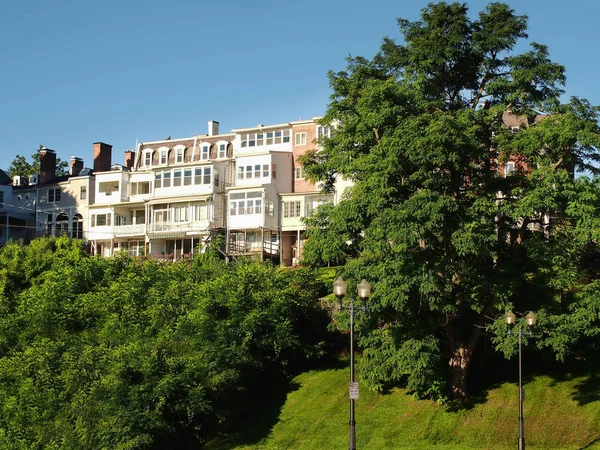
xmin=146 ymin=194 xmax=211 ymax=206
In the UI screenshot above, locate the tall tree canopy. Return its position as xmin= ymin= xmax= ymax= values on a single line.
xmin=8 ymin=145 xmax=69 ymax=178
xmin=301 ymin=1 xmax=600 ymax=400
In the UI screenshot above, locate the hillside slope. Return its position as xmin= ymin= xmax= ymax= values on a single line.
xmin=206 ymin=366 xmax=600 ymax=450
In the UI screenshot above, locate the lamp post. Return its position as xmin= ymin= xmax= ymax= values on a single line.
xmin=506 ymin=310 xmax=537 ymax=450
xmin=334 ymin=276 xmax=371 ymax=450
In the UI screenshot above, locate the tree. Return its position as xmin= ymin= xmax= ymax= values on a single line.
xmin=301 ymin=2 xmax=600 ymax=400
xmin=8 ymin=145 xmax=69 ymax=178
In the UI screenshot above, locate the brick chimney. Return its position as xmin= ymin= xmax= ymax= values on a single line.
xmin=39 ymin=148 xmax=57 ymax=184
xmin=208 ymin=120 xmax=220 ymax=136
xmin=124 ymin=150 xmax=135 ymax=169
xmin=93 ymin=142 xmax=112 ymax=173
xmin=70 ymin=156 xmax=84 ymax=176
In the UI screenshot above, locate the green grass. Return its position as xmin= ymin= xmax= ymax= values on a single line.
xmin=206 ymin=366 xmax=600 ymax=450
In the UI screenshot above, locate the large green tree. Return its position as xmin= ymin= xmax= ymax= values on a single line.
xmin=301 ymin=2 xmax=600 ymax=400
xmin=8 ymin=145 xmax=69 ymax=178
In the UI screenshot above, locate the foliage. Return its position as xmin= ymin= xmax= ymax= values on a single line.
xmin=8 ymin=145 xmax=69 ymax=178
xmin=300 ymin=2 xmax=600 ymax=400
xmin=0 ymin=237 xmax=330 ymax=448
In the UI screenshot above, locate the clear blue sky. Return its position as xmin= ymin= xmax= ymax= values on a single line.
xmin=1 ymin=0 xmax=599 ymax=170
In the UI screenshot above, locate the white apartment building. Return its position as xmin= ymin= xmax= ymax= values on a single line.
xmin=20 ymin=117 xmax=349 ymax=265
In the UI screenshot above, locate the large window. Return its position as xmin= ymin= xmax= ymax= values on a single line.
xmin=241 ymin=130 xmax=290 ymax=148
xmin=48 ymin=188 xmax=61 ymax=202
xmin=230 ymin=191 xmax=262 ymax=216
xmin=156 ymin=166 xmax=212 ymax=188
xmin=237 ymin=163 xmax=271 ymax=181
xmin=283 ymin=201 xmax=302 ymax=218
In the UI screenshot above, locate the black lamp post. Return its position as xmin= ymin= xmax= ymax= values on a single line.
xmin=334 ymin=276 xmax=371 ymax=450
xmin=506 ymin=310 xmax=537 ymax=450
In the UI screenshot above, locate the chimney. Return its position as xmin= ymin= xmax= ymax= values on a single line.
xmin=124 ymin=150 xmax=135 ymax=169
xmin=39 ymin=148 xmax=57 ymax=184
xmin=93 ymin=142 xmax=112 ymax=173
xmin=70 ymin=156 xmax=84 ymax=176
xmin=208 ymin=120 xmax=220 ymax=136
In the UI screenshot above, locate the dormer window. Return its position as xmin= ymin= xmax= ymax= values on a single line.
xmin=201 ymin=144 xmax=210 ymax=160
xmin=174 ymin=145 xmax=185 ymax=163
xmin=218 ymin=142 xmax=227 ymax=159
xmin=143 ymin=150 xmax=152 ymax=167
xmin=159 ymin=147 xmax=169 ymax=165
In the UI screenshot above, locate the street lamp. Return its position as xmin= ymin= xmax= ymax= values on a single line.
xmin=506 ymin=310 xmax=537 ymax=450
xmin=334 ymin=276 xmax=371 ymax=450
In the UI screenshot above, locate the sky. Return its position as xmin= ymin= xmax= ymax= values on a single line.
xmin=1 ymin=0 xmax=599 ymax=171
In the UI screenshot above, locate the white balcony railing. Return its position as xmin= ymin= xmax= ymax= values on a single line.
xmin=147 ymin=221 xmax=210 ymax=235
xmin=113 ymin=224 xmax=146 ymax=236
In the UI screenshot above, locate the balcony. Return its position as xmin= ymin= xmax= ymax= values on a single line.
xmin=114 ymin=223 xmax=146 ymax=237
xmin=147 ymin=220 xmax=210 ymax=238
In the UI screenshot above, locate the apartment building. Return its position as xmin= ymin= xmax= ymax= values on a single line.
xmin=6 ymin=116 xmax=349 ymax=265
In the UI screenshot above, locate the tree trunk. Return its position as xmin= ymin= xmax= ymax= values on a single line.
xmin=448 ymin=344 xmax=472 ymax=400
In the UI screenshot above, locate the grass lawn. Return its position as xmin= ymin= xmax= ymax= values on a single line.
xmin=206 ymin=365 xmax=600 ymax=450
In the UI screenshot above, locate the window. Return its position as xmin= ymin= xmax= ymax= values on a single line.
xmin=172 ymin=206 xmax=188 ymax=222
xmin=218 ymin=143 xmax=227 ymax=159
xmin=283 ymin=201 xmax=302 ymax=218
xmin=115 ymin=214 xmax=128 ymax=226
xmin=163 ymin=171 xmax=171 ymax=188
xmin=131 ymin=182 xmax=151 ymax=195
xmin=266 ymin=200 xmax=275 ymax=216
xmin=263 ymin=164 xmax=269 ymax=177
xmin=272 ymin=164 xmax=277 ymax=179
xmin=175 ymin=146 xmax=185 ymax=163
xmin=92 ymin=213 xmax=111 ymax=227
xmin=295 ymin=132 xmax=307 ymax=145
xmin=229 ymin=191 xmax=262 ymax=216
xmin=254 ymin=165 xmax=261 ymax=178
xmin=160 ymin=148 xmax=169 ymax=165
xmin=317 ymin=125 xmax=331 ymax=139
xmin=155 ymin=172 xmax=162 ymax=189
xmin=242 ymin=130 xmax=290 ymax=147
xmin=144 ymin=151 xmax=152 ymax=166
xmin=201 ymin=144 xmax=210 ymax=160
xmin=204 ymin=167 xmax=211 ymax=184
xmin=48 ymin=188 xmax=61 ymax=202
xmin=0 ymin=191 xmax=4 ymax=206
xmin=195 ymin=167 xmax=203 ymax=185
xmin=238 ymin=166 xmax=244 ymax=180
xmin=504 ymin=162 xmax=515 ymax=176
xmin=184 ymin=168 xmax=192 ymax=186
xmin=193 ymin=204 xmax=208 ymax=221
xmin=295 ymin=166 xmax=304 ymax=180
xmin=173 ymin=169 xmax=182 ymax=187
xmin=80 ymin=186 xmax=87 ymax=200
xmin=246 ymin=165 xmax=253 ymax=179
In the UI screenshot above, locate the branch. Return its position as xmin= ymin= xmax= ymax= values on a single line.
xmin=472 ymin=71 xmax=490 ymax=110
xmin=552 ymin=156 xmax=564 ymax=170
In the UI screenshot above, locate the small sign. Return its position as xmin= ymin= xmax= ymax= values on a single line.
xmin=349 ymin=381 xmax=359 ymax=399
